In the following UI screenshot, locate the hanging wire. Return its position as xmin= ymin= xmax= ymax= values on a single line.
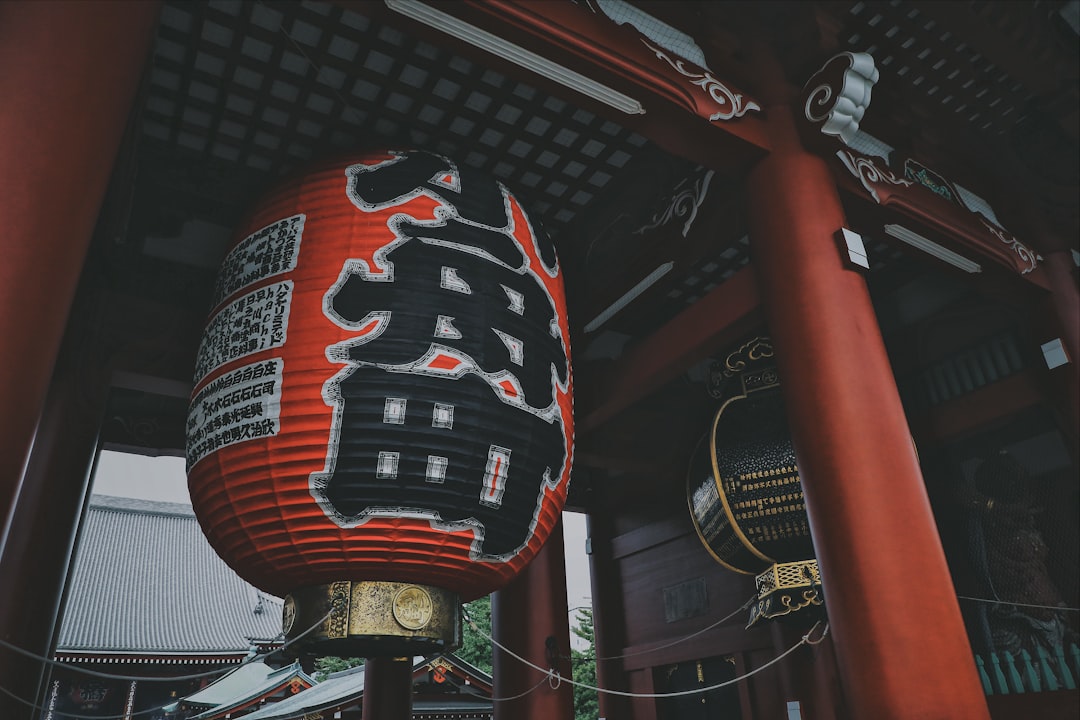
xmin=596 ymin=594 xmax=756 ymax=661
xmin=956 ymin=595 xmax=1080 ymax=613
xmin=490 ymin=673 xmax=555 ymax=702
xmin=0 ymin=603 xmax=376 ymax=720
xmin=0 ymin=602 xmax=335 ymax=684
xmin=0 ymin=683 xmax=183 ymax=720
xmin=468 ymin=615 xmax=828 ymax=699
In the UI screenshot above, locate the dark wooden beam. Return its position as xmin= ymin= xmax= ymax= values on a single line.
xmin=908 ymin=370 xmax=1047 ymax=447
xmin=374 ymin=0 xmax=770 ymax=175
xmin=578 ymin=265 xmax=762 ymax=434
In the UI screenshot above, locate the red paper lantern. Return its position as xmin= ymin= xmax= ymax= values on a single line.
xmin=186 ymin=151 xmax=573 ymax=621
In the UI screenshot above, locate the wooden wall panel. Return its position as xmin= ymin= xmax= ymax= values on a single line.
xmin=614 ymin=508 xmax=758 ymax=653
xmin=604 ymin=498 xmax=847 ymax=719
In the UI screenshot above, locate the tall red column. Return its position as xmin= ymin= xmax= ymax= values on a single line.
xmin=745 ymin=102 xmax=991 ymax=719
xmin=0 ymin=0 xmax=159 ymax=530
xmin=587 ymin=508 xmax=631 ymax=720
xmin=362 ymin=657 xmax=413 ymax=719
xmin=0 ymin=299 xmax=108 ymax=718
xmin=492 ymin=518 xmax=574 ymax=719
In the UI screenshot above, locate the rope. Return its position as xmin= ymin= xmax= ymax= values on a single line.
xmin=595 ymin=594 xmax=756 ymax=661
xmin=0 ymin=604 xmax=335 ymax=684
xmin=956 ymin=595 xmax=1080 ymax=613
xmin=468 ymin=617 xmax=828 ymax=699
xmin=491 ymin=673 xmax=554 ymax=702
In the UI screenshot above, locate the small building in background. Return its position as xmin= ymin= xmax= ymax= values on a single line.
xmin=45 ymin=496 xmax=285 ymax=719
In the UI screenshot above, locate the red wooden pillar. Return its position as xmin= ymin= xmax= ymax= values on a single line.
xmin=362 ymin=657 xmax=413 ymax=719
xmin=587 ymin=509 xmax=631 ymax=720
xmin=492 ymin=517 xmax=574 ymax=719
xmin=0 ymin=0 xmax=159 ymax=529
xmin=745 ymin=84 xmax=991 ymax=720
xmin=0 ymin=304 xmax=108 ymax=718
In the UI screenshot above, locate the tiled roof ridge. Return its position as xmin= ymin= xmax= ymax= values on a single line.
xmin=326 ymin=664 xmax=366 ymax=679
xmin=89 ymin=493 xmax=195 ymax=517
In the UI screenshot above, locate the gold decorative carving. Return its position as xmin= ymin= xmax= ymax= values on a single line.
xmin=285 ymin=581 xmax=460 ymax=657
xmin=393 ymin=585 xmax=434 ymax=630
xmin=723 ymin=336 xmax=774 ymax=376
xmin=326 ymin=581 xmax=351 ymax=639
xmin=747 ymin=559 xmax=824 ymax=628
xmin=281 ymin=596 xmax=296 ymax=636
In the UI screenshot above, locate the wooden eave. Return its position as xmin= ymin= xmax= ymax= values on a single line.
xmin=372 ymin=0 xmax=771 ymax=174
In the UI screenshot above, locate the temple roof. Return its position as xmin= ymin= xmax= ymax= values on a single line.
xmin=56 ymin=495 xmax=283 ymax=658
xmin=238 ymin=657 xmax=493 ymax=720
xmin=238 ymin=664 xmax=366 ymax=720
xmin=185 ymin=661 xmax=314 ymax=719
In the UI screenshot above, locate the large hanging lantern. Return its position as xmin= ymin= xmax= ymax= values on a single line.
xmin=186 ymin=150 xmax=573 ymax=656
xmin=687 ymin=337 xmax=822 ymax=628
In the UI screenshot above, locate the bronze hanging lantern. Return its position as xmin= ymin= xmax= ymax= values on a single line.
xmin=687 ymin=337 xmax=822 ymax=627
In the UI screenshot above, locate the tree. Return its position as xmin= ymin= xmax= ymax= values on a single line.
xmin=313 ymin=655 xmax=363 ymax=681
xmin=571 ymin=608 xmax=599 ymax=720
xmin=458 ymin=594 xmax=493 ymax=674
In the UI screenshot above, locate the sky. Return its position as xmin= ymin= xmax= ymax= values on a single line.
xmin=91 ymin=450 xmax=594 ymax=640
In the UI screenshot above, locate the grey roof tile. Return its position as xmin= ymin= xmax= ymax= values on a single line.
xmin=56 ymin=495 xmax=283 ymax=655
xmin=187 ymin=661 xmax=314 ymax=718
xmin=240 ymin=657 xmax=493 ymax=720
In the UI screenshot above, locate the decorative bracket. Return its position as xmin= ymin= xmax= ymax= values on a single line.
xmin=634 ymin=168 xmax=715 ymax=237
xmin=641 ymin=39 xmax=761 ymax=122
xmin=799 ymin=52 xmax=879 ymax=149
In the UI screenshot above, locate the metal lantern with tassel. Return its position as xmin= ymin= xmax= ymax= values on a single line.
xmin=687 ymin=336 xmax=822 ymax=627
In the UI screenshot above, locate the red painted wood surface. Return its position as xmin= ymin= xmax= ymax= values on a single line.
xmin=492 ymin=519 xmax=574 ymax=720
xmin=362 ymin=657 xmax=413 ymax=720
xmin=0 ymin=0 xmax=159 ymax=561
xmin=745 ymin=61 xmax=991 ymax=719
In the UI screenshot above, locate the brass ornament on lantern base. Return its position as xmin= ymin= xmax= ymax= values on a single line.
xmin=283 ymin=580 xmax=461 ymax=657
xmin=746 ymin=559 xmax=824 ymax=628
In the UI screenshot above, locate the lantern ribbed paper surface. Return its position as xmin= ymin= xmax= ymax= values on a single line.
xmin=186 ymin=150 xmax=573 ymax=601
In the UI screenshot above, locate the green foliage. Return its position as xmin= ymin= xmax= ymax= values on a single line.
xmin=457 ymin=599 xmax=599 ymax=719
xmin=571 ymin=608 xmax=599 ymax=720
xmin=458 ymin=594 xmax=493 ymax=675
xmin=313 ymin=655 xmax=363 ymax=682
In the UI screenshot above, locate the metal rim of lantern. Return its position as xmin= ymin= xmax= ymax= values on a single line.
xmin=187 ymin=149 xmax=573 ymax=658
xmin=686 ymin=412 xmax=768 ymax=577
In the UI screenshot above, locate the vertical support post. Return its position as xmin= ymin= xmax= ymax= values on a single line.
xmin=0 ymin=0 xmax=159 ymax=529
xmin=362 ymin=657 xmax=413 ymax=719
xmin=1012 ymin=198 xmax=1080 ymax=456
xmin=0 ymin=287 xmax=109 ymax=718
xmin=587 ymin=511 xmax=631 ymax=720
xmin=492 ymin=518 xmax=574 ymax=719
xmin=1037 ymin=245 xmax=1080 ymax=453
xmin=744 ymin=70 xmax=991 ymax=720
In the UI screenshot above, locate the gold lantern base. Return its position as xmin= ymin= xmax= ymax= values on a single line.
xmin=283 ymin=581 xmax=461 ymax=658
xmin=746 ymin=559 xmax=824 ymax=628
